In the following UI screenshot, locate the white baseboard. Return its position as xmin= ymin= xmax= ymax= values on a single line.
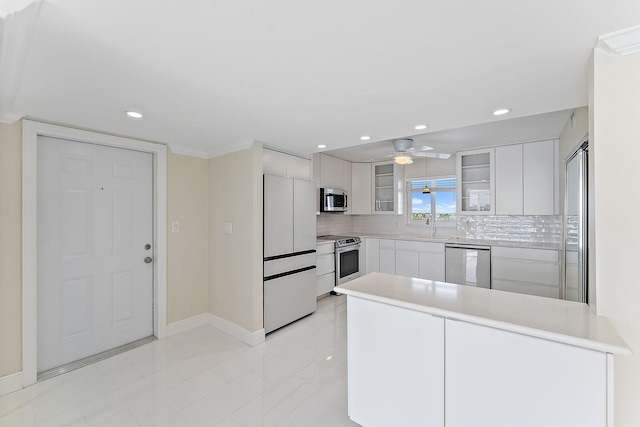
xmin=165 ymin=313 xmax=209 ymax=337
xmin=165 ymin=312 xmax=265 ymax=347
xmin=0 ymin=371 xmax=23 ymax=397
xmin=207 ymin=313 xmax=266 ymax=347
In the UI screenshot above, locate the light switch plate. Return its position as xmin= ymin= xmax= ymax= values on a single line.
xmin=223 ymin=222 xmax=233 ymax=234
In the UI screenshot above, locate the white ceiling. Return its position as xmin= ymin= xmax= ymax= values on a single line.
xmin=1 ymin=1 xmax=639 ymax=158
xmin=324 ymin=109 xmax=573 ymax=162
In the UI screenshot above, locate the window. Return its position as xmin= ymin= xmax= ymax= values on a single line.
xmin=407 ymin=177 xmax=457 ymax=229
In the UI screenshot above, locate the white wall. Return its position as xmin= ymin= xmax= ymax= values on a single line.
xmin=591 ymin=47 xmax=640 ymax=426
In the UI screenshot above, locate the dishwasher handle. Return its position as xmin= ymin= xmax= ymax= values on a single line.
xmin=445 ymin=244 xmax=491 ymax=251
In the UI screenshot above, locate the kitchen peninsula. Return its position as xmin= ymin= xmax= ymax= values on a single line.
xmin=336 ymin=273 xmax=630 ymax=427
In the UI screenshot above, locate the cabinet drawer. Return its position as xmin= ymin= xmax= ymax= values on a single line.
xmin=317 ymin=273 xmax=335 ymax=296
xmin=492 ymin=246 xmax=559 ymax=263
xmin=317 ymin=253 xmax=335 ymax=276
xmin=264 ymin=253 xmax=316 ymax=277
xmin=316 ymin=242 xmax=335 ymax=255
xmin=492 ymin=258 xmax=560 ymax=286
xmin=395 ymin=240 xmax=445 ymax=253
xmin=492 ymin=279 xmax=560 ymax=299
xmin=379 ymin=239 xmax=396 ymax=249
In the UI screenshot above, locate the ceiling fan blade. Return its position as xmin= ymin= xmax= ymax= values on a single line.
xmin=411 ymin=152 xmax=451 ymax=159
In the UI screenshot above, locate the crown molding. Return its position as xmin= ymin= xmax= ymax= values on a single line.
xmin=598 ymin=24 xmax=640 ymax=57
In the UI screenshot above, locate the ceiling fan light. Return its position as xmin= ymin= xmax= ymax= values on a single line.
xmin=394 ymin=154 xmax=413 ymax=165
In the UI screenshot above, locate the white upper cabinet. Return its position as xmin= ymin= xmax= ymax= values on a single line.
xmin=495 ymin=144 xmax=523 ymax=215
xmin=494 ymin=140 xmax=558 ymax=216
xmin=312 ymin=153 xmax=352 ymax=213
xmin=351 ymin=163 xmax=372 ymax=215
xmin=263 ymin=149 xmax=311 ymax=180
xmin=523 ymin=140 xmax=557 ymax=215
xmin=456 ymin=148 xmax=495 ymax=215
xmin=372 ymin=161 xmax=403 ymax=215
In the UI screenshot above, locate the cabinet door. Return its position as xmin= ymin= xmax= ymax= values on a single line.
xmin=263 ymin=150 xmax=288 ymax=177
xmin=457 ymin=148 xmax=495 ymax=215
xmin=379 ymin=248 xmax=395 ymax=274
xmin=495 ymin=144 xmax=523 ymax=215
xmin=395 ymin=249 xmax=420 ymax=278
xmin=379 ymin=240 xmax=395 ymax=274
xmin=264 ymin=175 xmax=293 ymax=257
xmin=319 ymin=154 xmax=344 ymax=189
xmin=351 ymin=163 xmax=372 ymax=214
xmin=342 ymin=161 xmax=352 ymax=214
xmin=287 ymin=155 xmax=311 ymax=180
xmin=293 ymin=179 xmax=317 ymax=252
xmin=524 ymin=140 xmax=555 ymax=215
xmin=418 ymin=252 xmax=445 ymax=281
xmin=348 ymin=297 xmax=444 ymax=427
xmin=365 ymin=238 xmax=379 ymax=274
xmin=372 ymin=162 xmax=403 ymax=215
xmin=445 ymin=320 xmax=606 ymax=427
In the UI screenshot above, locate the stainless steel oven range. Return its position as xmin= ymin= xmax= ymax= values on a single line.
xmin=318 ymin=235 xmax=362 ymax=286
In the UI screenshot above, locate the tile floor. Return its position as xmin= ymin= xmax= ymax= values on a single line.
xmin=0 ymin=295 xmax=360 ymax=427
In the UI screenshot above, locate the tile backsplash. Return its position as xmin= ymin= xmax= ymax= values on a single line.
xmin=317 ymin=213 xmax=562 ymax=245
xmin=456 ymin=215 xmax=562 ymax=244
xmin=316 ymin=213 xmax=354 ymax=236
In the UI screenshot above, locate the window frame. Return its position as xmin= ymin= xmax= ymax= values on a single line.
xmin=406 ymin=175 xmax=457 ymax=229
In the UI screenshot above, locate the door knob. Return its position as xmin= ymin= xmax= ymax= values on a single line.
xmin=144 ymin=257 xmax=153 ymax=264
xmin=145 ymin=243 xmax=151 ymax=250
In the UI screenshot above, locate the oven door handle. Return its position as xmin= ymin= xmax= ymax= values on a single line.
xmin=336 ymin=244 xmax=361 ymax=254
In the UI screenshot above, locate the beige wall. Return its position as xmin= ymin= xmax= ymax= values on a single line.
xmin=0 ymin=122 xmax=22 ymax=377
xmin=591 ymin=48 xmax=640 ymax=426
xmin=208 ymin=143 xmax=264 ymax=332
xmin=167 ymin=152 xmax=209 ymax=323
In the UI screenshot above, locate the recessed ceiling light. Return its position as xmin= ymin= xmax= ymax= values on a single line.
xmin=414 ymin=124 xmax=428 ymax=130
xmin=125 ymin=111 xmax=143 ymax=119
xmin=360 ymin=136 xmax=371 ymax=141
xmin=492 ymin=108 xmax=511 ymax=116
xmin=317 ymin=144 xmax=327 ymax=149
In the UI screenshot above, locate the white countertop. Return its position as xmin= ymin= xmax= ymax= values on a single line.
xmin=335 ymin=272 xmax=631 ymax=356
xmin=355 ymin=233 xmax=562 ymax=250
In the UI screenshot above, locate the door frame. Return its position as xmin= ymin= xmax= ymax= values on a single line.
xmin=22 ymin=120 xmax=168 ymax=387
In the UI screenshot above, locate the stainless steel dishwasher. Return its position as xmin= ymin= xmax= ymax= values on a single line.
xmin=445 ymin=243 xmax=491 ymax=288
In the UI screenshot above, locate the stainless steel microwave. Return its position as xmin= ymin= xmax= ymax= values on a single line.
xmin=320 ymin=188 xmax=347 ymax=212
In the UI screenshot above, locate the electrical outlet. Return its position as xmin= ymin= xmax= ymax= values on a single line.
xmin=223 ymin=222 xmax=233 ymax=234
xmin=171 ymin=221 xmax=180 ymax=232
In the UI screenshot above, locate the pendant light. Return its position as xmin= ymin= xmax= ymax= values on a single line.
xmin=422 ymin=159 xmax=430 ymax=193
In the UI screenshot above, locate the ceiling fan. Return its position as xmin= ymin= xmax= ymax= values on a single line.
xmin=390 ymin=138 xmax=451 ymax=165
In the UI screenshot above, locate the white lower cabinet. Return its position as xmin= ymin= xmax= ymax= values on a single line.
xmin=348 ymin=297 xmax=444 ymax=427
xmin=379 ymin=239 xmax=396 ymax=274
xmin=491 ymin=246 xmax=561 ymax=298
xmin=396 ymin=240 xmax=445 ymax=281
xmin=347 ymin=297 xmax=610 ymax=427
xmin=445 ymin=320 xmax=606 ymax=427
xmin=365 ymin=238 xmax=379 ymax=274
xmin=316 ymin=242 xmax=335 ymax=296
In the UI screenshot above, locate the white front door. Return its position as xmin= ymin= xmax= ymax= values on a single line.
xmin=37 ymin=136 xmax=154 ymax=372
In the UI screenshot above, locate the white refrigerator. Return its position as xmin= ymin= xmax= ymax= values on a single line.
xmin=263 ymin=175 xmax=317 ymax=333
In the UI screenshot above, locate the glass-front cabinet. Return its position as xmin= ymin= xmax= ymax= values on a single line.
xmin=372 ymin=162 xmax=403 ymax=214
xmin=456 ymin=148 xmax=495 ymax=215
